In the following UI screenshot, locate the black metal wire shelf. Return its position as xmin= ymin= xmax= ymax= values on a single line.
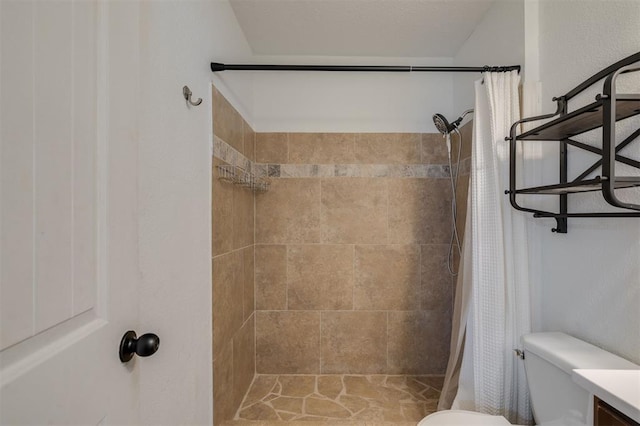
xmin=506 ymin=51 xmax=640 ymax=233
xmin=517 ymin=95 xmax=640 ymax=141
xmin=513 ymin=176 xmax=640 ymax=195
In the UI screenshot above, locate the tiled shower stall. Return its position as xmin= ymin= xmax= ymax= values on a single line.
xmin=211 ymin=85 xmax=472 ymax=424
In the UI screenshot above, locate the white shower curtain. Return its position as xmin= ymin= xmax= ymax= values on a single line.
xmin=450 ymin=71 xmax=533 ymax=425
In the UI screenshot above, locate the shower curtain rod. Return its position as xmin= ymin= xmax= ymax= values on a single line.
xmin=210 ymin=62 xmax=521 ymax=73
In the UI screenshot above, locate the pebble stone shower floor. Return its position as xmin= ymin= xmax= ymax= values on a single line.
xmin=224 ymin=374 xmax=444 ymax=426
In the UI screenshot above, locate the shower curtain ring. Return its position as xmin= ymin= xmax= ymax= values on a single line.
xmin=183 ymin=85 xmax=202 ymax=106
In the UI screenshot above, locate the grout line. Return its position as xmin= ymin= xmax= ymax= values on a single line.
xmin=253 ymin=162 xmax=450 ymax=166
xmin=230 ymin=336 xmax=234 ymax=420
xmin=352 ymin=133 xmax=357 ymax=163
xmin=419 ymin=244 xmax=423 ymax=311
xmin=285 ymin=245 xmax=289 ymax=310
xmin=319 ymin=178 xmax=323 ymax=244
xmin=385 ymin=178 xmax=390 ymax=244
xmin=253 ymin=228 xmax=257 ymax=373
xmin=240 ymin=119 xmax=245 ymax=157
xmin=212 ymin=243 xmax=255 ymax=260
xmin=351 ymin=244 xmax=356 ymax=310
xmin=235 ymin=347 xmax=259 ymax=419
xmin=253 ymin=309 xmax=434 ymax=314
xmin=254 ymin=309 xmax=258 ymax=375
xmin=238 ymin=310 xmax=253 ymax=330
xmin=319 ymin=311 xmax=322 ymax=374
xmin=386 ymin=311 xmax=390 ymax=372
xmin=243 ymin=373 xmax=444 ymax=377
xmin=286 ymin=132 xmax=290 ymax=163
xmin=253 ymin=242 xmax=444 ymax=247
xmin=252 ymin=130 xmax=257 ymax=378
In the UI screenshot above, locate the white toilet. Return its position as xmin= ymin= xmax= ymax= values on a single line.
xmin=419 ymin=332 xmax=639 ymax=425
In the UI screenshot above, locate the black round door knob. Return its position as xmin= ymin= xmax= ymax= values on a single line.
xmin=119 ymin=330 xmax=160 ymax=363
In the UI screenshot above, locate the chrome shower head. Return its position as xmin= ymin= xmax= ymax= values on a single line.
xmin=433 ymin=113 xmax=453 ymax=135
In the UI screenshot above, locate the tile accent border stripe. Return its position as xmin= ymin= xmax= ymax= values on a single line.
xmin=214 ymin=135 xmax=252 ymax=172
xmin=214 ymin=135 xmax=456 ymax=179
xmin=254 ymin=163 xmax=451 ymax=179
xmin=459 ymin=157 xmax=471 ymax=176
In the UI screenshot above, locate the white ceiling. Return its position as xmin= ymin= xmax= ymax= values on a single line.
xmin=229 ymin=0 xmax=495 ymax=58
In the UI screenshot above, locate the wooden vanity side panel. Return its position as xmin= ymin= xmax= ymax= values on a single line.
xmin=595 ymin=397 xmax=640 ymax=426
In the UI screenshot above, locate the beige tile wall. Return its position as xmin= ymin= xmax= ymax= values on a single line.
xmin=254 ymin=132 xmax=455 ymax=376
xmin=212 ymin=83 xmax=468 ymax=422
xmin=256 ymin=132 xmax=451 ymax=165
xmin=212 ymin=86 xmax=256 ymax=425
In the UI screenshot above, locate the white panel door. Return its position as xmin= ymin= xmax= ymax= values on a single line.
xmin=0 ymin=1 xmax=143 ymax=424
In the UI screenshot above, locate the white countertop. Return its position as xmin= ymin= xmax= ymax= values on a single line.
xmin=572 ymin=369 xmax=640 ymax=423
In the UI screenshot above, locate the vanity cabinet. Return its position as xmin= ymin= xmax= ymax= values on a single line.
xmin=596 ymin=397 xmax=640 ymax=426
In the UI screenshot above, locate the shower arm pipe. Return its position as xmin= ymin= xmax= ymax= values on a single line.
xmin=452 ymin=109 xmax=474 ymax=127
xmin=210 ymin=62 xmax=521 ymax=73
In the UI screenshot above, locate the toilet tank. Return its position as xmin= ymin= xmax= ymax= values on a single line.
xmin=522 ymin=332 xmax=638 ymax=425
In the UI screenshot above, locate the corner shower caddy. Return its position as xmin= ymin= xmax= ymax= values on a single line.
xmin=506 ymin=52 xmax=640 ymax=233
xmin=216 ymin=164 xmax=270 ymax=192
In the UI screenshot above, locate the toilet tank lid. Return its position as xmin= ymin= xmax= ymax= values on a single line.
xmin=523 ymin=332 xmax=639 ymax=374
